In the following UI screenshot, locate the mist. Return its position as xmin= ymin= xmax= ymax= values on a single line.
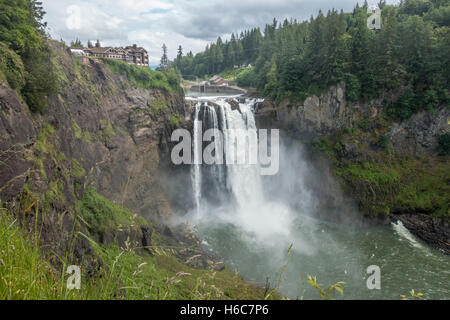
xmin=163 ymin=96 xmax=450 ymax=299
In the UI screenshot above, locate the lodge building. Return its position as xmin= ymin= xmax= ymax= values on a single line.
xmin=71 ymin=41 xmax=149 ymax=67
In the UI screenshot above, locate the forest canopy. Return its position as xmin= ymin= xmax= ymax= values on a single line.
xmin=176 ymin=0 xmax=450 ymax=120
xmin=0 ymin=0 xmax=56 ymax=113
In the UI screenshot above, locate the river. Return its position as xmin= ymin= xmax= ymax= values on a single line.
xmin=185 ymin=94 xmax=450 ymax=300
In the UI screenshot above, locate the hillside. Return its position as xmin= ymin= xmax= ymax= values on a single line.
xmin=0 ymin=37 xmax=269 ymax=299
xmin=177 ymin=0 xmax=450 ymax=253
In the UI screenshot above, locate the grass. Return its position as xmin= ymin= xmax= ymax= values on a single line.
xmin=34 ymin=124 xmax=56 ymax=155
xmin=334 ymin=154 xmax=449 ymax=219
xmin=94 ymin=243 xmax=268 ymax=300
xmin=340 ymin=162 xmax=400 ymax=186
xmin=312 ymin=115 xmax=450 ymax=220
xmin=218 ymin=67 xmax=251 ymax=82
xmin=151 ymin=97 xmax=168 ymax=112
xmin=70 ymin=159 xmax=85 ymax=179
xmin=0 ymin=207 xmax=111 ymax=300
xmin=79 ymin=188 xmax=147 ymax=237
xmin=0 ymin=187 xmax=272 ymax=300
xmin=98 ymin=119 xmax=116 ymax=143
xmin=102 ymin=58 xmax=181 ymax=93
xmin=169 ymin=114 xmax=183 ymax=126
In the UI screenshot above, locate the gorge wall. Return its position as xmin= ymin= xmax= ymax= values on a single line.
xmin=255 ymin=83 xmax=450 ymax=254
xmin=0 ymin=41 xmax=193 ymax=269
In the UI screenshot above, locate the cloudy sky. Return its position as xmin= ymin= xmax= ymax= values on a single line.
xmin=42 ymin=0 xmax=399 ymax=65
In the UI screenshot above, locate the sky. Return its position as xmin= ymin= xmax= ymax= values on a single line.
xmin=41 ymin=0 xmax=399 ymax=66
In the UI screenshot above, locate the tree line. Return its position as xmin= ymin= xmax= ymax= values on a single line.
xmin=175 ymin=0 xmax=450 ymax=120
xmin=0 ymin=0 xmax=57 ymax=113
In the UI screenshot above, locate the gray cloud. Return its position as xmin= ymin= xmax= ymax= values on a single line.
xmin=167 ymin=0 xmax=360 ymax=40
xmin=41 ymin=0 xmax=399 ymax=64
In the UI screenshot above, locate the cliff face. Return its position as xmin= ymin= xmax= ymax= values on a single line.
xmin=255 ymin=83 xmax=450 ymax=254
xmin=0 ymin=41 xmax=190 ymax=266
xmin=257 ymin=83 xmax=448 ymax=155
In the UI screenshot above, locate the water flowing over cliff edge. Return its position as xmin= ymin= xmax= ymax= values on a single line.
xmin=181 ymin=94 xmax=449 ymax=299
xmin=0 ymin=39 xmax=448 ymax=299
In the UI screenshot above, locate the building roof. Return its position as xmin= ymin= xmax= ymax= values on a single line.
xmin=84 ymin=47 xmax=112 ymax=54
xmin=70 ymin=49 xmax=86 ymax=55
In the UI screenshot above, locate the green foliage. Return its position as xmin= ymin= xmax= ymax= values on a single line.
xmin=399 ymin=289 xmax=424 ymax=300
xmin=306 ymin=275 xmax=345 ymax=300
xmin=70 ymin=38 xmax=83 ymax=48
xmin=343 ymin=162 xmax=400 ymax=186
xmin=178 ymin=0 xmax=449 ymax=118
xmin=79 ymin=188 xmax=146 ymax=236
xmin=0 ymin=204 xmax=268 ymax=300
xmin=169 ymin=114 xmax=183 ymax=126
xmin=331 ymin=150 xmax=450 ymax=218
xmin=21 ymin=45 xmax=58 ymax=113
xmin=437 ymin=132 xmax=450 ymax=155
xmin=70 ymin=159 xmax=85 ymax=178
xmin=236 ymin=67 xmax=258 ymax=87
xmin=0 ymin=209 xmax=64 ymax=299
xmin=0 ymin=207 xmax=115 ymax=300
xmin=34 ymin=123 xmax=55 ymax=155
xmin=344 ymin=73 xmax=361 ymax=100
xmin=151 ymin=97 xmax=168 ymax=112
xmin=0 ymin=42 xmax=25 ymax=90
xmin=377 ymin=134 xmax=390 ymax=151
xmin=386 ymin=88 xmax=418 ymax=121
xmin=0 ymin=0 xmax=57 ymax=113
xmin=102 ymin=58 xmax=181 ymax=93
xmin=99 ymin=119 xmax=115 ymax=143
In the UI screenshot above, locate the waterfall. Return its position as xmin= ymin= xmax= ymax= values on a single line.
xmin=191 ymin=102 xmax=202 ymax=215
xmin=191 ymin=97 xmax=263 ymax=211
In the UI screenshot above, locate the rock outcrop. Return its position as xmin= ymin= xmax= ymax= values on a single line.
xmin=0 ymin=41 xmax=191 ymax=267
xmin=256 ymin=83 xmax=449 ymax=155
xmin=254 ymin=83 xmax=449 ymax=253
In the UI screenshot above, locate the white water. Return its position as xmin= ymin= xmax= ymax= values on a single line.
xmin=190 ymin=96 xmax=312 ymax=251
xmin=187 ymin=95 xmax=450 ymax=300
xmin=191 ymin=102 xmax=202 ymax=216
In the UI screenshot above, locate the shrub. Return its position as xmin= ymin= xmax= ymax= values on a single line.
xmin=437 ymin=133 xmax=450 ymax=156
xmin=102 ymin=58 xmax=181 ymax=92
xmin=386 ymin=88 xmax=417 ymax=121
xmin=344 ymin=73 xmax=360 ymax=101
xmin=21 ymin=45 xmax=58 ymax=113
xmin=80 ymin=188 xmax=146 ymax=236
xmin=378 ymin=135 xmax=390 ymax=151
xmin=0 ymin=43 xmax=25 ymax=90
xmin=236 ymin=67 xmax=257 ymax=88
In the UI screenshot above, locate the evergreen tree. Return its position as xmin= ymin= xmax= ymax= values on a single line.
xmin=350 ymin=7 xmax=378 ymax=98
xmin=176 ymin=0 xmax=449 ymax=116
xmin=70 ymin=38 xmax=83 ymax=48
xmin=159 ymin=44 xmax=168 ymax=70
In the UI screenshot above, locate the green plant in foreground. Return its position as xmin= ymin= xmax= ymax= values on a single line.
xmin=1 ymin=187 xmax=271 ymax=300
xmin=0 ymin=206 xmax=109 ymax=300
xmin=306 ymin=275 xmax=345 ymax=300
xmin=264 ymin=244 xmax=293 ymax=300
xmin=399 ymin=289 xmax=424 ymax=300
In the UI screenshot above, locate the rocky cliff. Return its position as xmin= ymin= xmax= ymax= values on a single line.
xmin=255 ymin=83 xmax=450 ymax=254
xmin=0 ymin=40 xmax=195 ymax=269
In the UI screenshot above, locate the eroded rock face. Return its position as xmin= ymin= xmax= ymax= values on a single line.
xmin=389 ymin=107 xmax=449 ymax=155
xmin=395 ymin=214 xmax=450 ymax=255
xmin=0 ymin=41 xmax=190 ymax=267
xmin=266 ymin=84 xmax=355 ymax=142
xmin=254 ymin=83 xmax=449 ymax=252
xmin=255 ymin=82 xmax=449 ymax=156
